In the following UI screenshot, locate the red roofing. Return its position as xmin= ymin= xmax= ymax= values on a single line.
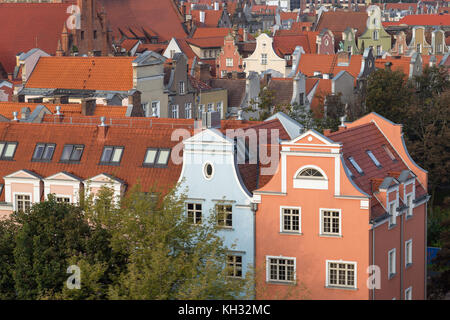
xmin=192 ymin=27 xmax=255 ymax=41
xmin=273 ymin=34 xmax=317 ymax=56
xmin=396 ymin=14 xmax=450 ymax=26
xmin=298 ymin=54 xmax=363 ymax=79
xmin=25 ymin=56 xmax=134 ymax=91
xmin=191 ymin=9 xmax=223 ymax=27
xmin=375 ymin=56 xmax=411 ymax=76
xmin=314 ymin=11 xmax=368 ymax=37
xmin=98 ymin=0 xmax=187 ymax=42
xmin=0 ymin=3 xmax=69 ymax=74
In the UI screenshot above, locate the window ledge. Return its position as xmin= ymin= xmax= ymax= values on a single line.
xmin=280 ymin=231 xmax=303 ymax=236
xmin=388 ymin=273 xmax=397 ymax=280
xmin=266 ymin=280 xmax=296 ymax=286
xmin=325 ymin=285 xmax=358 ymax=291
xmin=319 ymin=234 xmax=342 ymax=238
xmin=388 ymin=223 xmax=397 ymax=230
xmin=406 ymin=263 xmax=413 ymax=270
xmin=218 ymin=227 xmax=234 ymax=231
xmin=405 ymin=214 xmax=413 ymax=221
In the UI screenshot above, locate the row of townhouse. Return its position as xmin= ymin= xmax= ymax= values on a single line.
xmin=0 ymin=108 xmax=429 ymax=299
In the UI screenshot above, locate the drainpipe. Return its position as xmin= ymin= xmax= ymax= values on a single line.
xmin=372 ymin=223 xmax=376 ymax=300
xmin=400 ymin=211 xmax=404 ymax=300
xmin=251 ymin=201 xmax=258 ymax=300
xmin=425 ymin=201 xmax=428 ymax=299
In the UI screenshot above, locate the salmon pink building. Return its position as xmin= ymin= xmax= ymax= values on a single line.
xmin=254 ymin=112 xmax=429 ymax=300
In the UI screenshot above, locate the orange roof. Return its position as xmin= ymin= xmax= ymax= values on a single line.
xmin=25 ymin=57 xmax=134 ymax=91
xmin=309 ymin=78 xmax=332 ymax=117
xmin=375 ymin=56 xmax=411 ymax=76
xmin=397 ymin=14 xmax=450 ymax=26
xmin=192 ymin=27 xmax=255 ymax=41
xmin=0 ymin=102 xmax=128 ymax=119
xmin=273 ymin=34 xmax=318 ymax=55
xmin=298 ymin=54 xmax=363 ymax=79
xmin=314 ymin=11 xmax=368 ymax=37
xmin=191 ymin=9 xmax=222 ymax=27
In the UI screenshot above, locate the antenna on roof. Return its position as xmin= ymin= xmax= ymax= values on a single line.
xmin=12 ymin=111 xmax=19 ymax=122
xmin=55 ymin=106 xmax=62 ymax=116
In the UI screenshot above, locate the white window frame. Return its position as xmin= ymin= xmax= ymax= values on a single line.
xmin=261 ymin=53 xmax=268 ymax=65
xmin=54 ymin=194 xmax=72 ymax=204
xmin=266 ymin=256 xmax=296 ymax=284
xmin=325 ymin=260 xmax=357 ymax=289
xmin=280 ymin=206 xmax=301 ymax=234
xmin=405 ymin=188 xmax=414 ymax=218
xmin=179 ymin=81 xmax=185 ymax=95
xmin=388 ymin=200 xmax=397 ymax=228
xmin=13 ymin=192 xmax=32 ymax=212
xmin=216 ymin=203 xmax=233 ymax=228
xmin=226 ymin=58 xmax=233 ymax=67
xmin=293 ymin=165 xmax=328 ymax=190
xmin=320 ymin=208 xmax=342 ymax=237
xmin=216 ymin=101 xmax=223 ymax=117
xmin=388 ymin=248 xmax=396 ymax=279
xmin=405 ymin=239 xmax=413 ymax=267
xmin=227 ymin=253 xmax=243 ymax=278
xmin=186 ymin=202 xmax=203 ymax=225
xmin=405 ymin=287 xmax=412 ymax=300
xmin=185 ymin=103 xmax=192 ymax=119
xmin=171 ymin=104 xmax=179 ymax=118
xmin=151 ymin=100 xmax=160 ymax=117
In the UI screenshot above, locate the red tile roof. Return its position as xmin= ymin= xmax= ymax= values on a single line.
xmin=192 ymin=27 xmax=254 ymax=41
xmin=396 ymin=14 xmax=450 ymax=27
xmin=326 ymin=122 xmax=408 ymax=195
xmin=375 ymin=56 xmax=411 ymax=76
xmin=0 ymin=3 xmax=69 ymax=74
xmin=298 ymin=54 xmax=363 ymax=79
xmin=98 ymin=0 xmax=187 ymax=42
xmin=0 ymin=121 xmax=192 ymax=201
xmin=191 ymin=9 xmax=223 ymax=27
xmin=314 ymin=11 xmax=368 ymax=37
xmin=25 ymin=56 xmax=134 ymax=91
xmin=273 ymin=34 xmax=318 ymax=56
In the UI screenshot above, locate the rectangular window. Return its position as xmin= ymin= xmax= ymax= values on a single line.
xmin=226 ymin=58 xmax=233 ymax=67
xmin=406 ymin=193 xmax=413 ymax=217
xmin=151 ymin=101 xmax=160 ymax=117
xmin=32 ymin=143 xmax=55 ymax=161
xmin=207 ymin=103 xmax=214 ymax=112
xmin=416 ymin=43 xmax=421 ymax=53
xmin=267 ymin=257 xmax=295 ymax=283
xmin=216 ymin=204 xmax=232 ymax=228
xmin=179 ymin=81 xmax=185 ymax=95
xmin=398 ymin=44 xmax=403 ymax=54
xmin=0 ymin=141 xmax=18 ymax=160
xmin=327 ymin=261 xmax=356 ymax=288
xmin=405 ymin=287 xmax=412 ymax=300
xmin=187 ymin=203 xmax=202 ymax=225
xmin=227 ymin=255 xmax=243 ymax=278
xmin=216 ymin=101 xmax=222 ymax=116
xmin=405 ymin=239 xmax=412 ymax=267
xmin=60 ymin=144 xmax=84 ymax=162
xmin=15 ymin=194 xmax=31 ymax=212
xmin=56 ymin=196 xmax=71 ymax=203
xmin=389 ymin=202 xmax=397 ymax=227
xmin=388 ymin=248 xmax=396 ymax=278
xmin=299 ymin=93 xmax=304 ymax=105
xmin=171 ymin=105 xmax=179 ymax=118
xmin=185 ymin=103 xmax=192 ymax=119
xmin=281 ymin=207 xmax=301 ymax=233
xmin=376 ymin=45 xmax=381 ymax=56
xmin=100 ymin=146 xmax=124 ymax=165
xmin=143 ymin=148 xmax=170 ymax=167
xmin=348 ymin=156 xmax=364 ymax=175
xmin=321 ymin=210 xmax=341 ymax=236
xmin=261 ymin=53 xmax=267 ymax=65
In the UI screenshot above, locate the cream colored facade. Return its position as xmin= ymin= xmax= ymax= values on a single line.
xmin=198 ymin=88 xmax=228 ymax=119
xmin=243 ymin=33 xmax=287 ymax=77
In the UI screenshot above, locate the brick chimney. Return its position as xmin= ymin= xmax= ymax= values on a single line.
xmin=337 ymin=51 xmax=351 ymax=66
xmin=81 ymin=98 xmax=96 ymax=116
xmin=98 ymin=116 xmax=109 ymax=140
xmin=195 ymin=63 xmax=211 ymax=82
xmin=126 ymin=90 xmax=144 ymax=117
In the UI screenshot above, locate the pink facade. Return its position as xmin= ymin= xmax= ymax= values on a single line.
xmin=254 ymin=113 xmax=428 ymax=300
xmin=216 ymin=34 xmax=244 ymax=78
xmin=317 ymin=29 xmax=335 ymax=55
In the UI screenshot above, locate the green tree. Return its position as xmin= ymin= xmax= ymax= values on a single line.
xmin=0 ymin=219 xmax=18 ymax=299
xmin=428 ymin=215 xmax=450 ymax=299
xmin=105 ymin=185 xmax=252 ymax=299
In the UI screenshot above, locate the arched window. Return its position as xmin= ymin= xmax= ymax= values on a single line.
xmin=296 ymin=168 xmax=325 ymax=180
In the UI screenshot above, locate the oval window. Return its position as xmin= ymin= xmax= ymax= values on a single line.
xmin=204 ymin=162 xmax=214 ymax=180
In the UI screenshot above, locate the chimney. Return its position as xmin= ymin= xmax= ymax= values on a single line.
xmin=337 ymin=51 xmax=351 ymax=66
xmin=385 ymin=61 xmax=392 ymax=70
xmin=21 ymin=107 xmax=31 ymax=120
xmin=195 ymin=63 xmax=211 ymax=82
xmin=126 ymin=90 xmax=144 ymax=117
xmin=81 ymin=98 xmax=96 ymax=116
xmin=214 ymin=2 xmax=219 ymax=10
xmin=243 ymin=28 xmax=248 ymax=42
xmin=199 ymin=11 xmax=205 ymax=24
xmin=98 ymin=116 xmax=109 ymax=139
xmin=323 ymin=128 xmax=331 ymax=136
xmin=12 ymin=111 xmax=19 ymax=122
xmin=338 ymin=115 xmax=346 ymax=131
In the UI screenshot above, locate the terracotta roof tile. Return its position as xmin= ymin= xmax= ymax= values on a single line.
xmin=314 ymin=11 xmax=368 ymax=37
xmin=25 ymin=56 xmax=134 ymax=91
xmin=396 ymin=14 xmax=450 ymax=27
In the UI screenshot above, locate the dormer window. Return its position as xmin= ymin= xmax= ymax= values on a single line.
xmin=296 ymin=168 xmax=324 ymax=179
xmin=32 ymin=143 xmax=55 ymax=162
xmin=0 ymin=141 xmax=18 ymax=160
xmin=100 ymin=146 xmax=124 ymax=165
xmin=143 ymin=148 xmax=171 ymax=167
xmin=60 ymin=144 xmax=84 ymax=162
xmin=367 ymin=150 xmax=382 ymax=168
xmin=348 ymin=157 xmax=364 ymax=175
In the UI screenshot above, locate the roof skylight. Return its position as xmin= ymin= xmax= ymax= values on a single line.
xmin=348 ymin=156 xmax=364 ymax=175
xmin=367 ymin=150 xmax=382 ymax=168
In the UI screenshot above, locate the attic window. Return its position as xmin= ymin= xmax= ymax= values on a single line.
xmin=348 ymin=157 xmax=364 ymax=175
xmin=143 ymin=148 xmax=171 ymax=167
xmin=382 ymin=144 xmax=396 ymax=161
xmin=100 ymin=146 xmax=124 ymax=165
xmin=0 ymin=141 xmax=18 ymax=160
xmin=296 ymin=168 xmax=324 ymax=180
xmin=60 ymin=144 xmax=84 ymax=162
xmin=32 ymin=143 xmax=56 ymax=162
xmin=366 ymin=150 xmax=382 ymax=168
